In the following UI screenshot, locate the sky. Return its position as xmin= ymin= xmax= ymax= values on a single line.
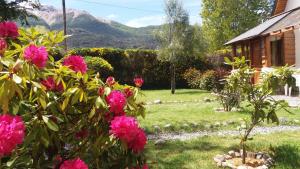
xmin=39 ymin=0 xmax=202 ymax=28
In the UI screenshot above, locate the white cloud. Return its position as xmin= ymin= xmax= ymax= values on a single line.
xmin=106 ymin=14 xmax=118 ymax=20
xmin=126 ymin=15 xmax=164 ymax=28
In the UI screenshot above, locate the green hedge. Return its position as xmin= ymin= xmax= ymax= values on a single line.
xmin=68 ymin=48 xmax=212 ymax=89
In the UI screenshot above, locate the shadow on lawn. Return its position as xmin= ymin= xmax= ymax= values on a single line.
xmin=271 ymin=144 xmax=300 ymax=169
xmin=149 ymin=141 xmax=220 ymax=169
xmin=175 ymin=90 xmax=209 ymax=95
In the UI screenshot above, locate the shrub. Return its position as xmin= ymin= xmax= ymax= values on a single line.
xmin=199 ymin=70 xmax=217 ymax=91
xmin=183 ymin=68 xmax=201 ymax=88
xmin=68 ymin=48 xmax=211 ymax=89
xmin=84 ymin=56 xmax=113 ymax=76
xmin=0 ymin=23 xmax=148 ymax=168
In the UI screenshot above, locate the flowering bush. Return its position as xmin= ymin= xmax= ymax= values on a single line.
xmin=0 ymin=22 xmax=147 ymax=168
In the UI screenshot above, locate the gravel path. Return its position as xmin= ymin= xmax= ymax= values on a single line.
xmin=148 ymin=125 xmax=300 ymax=141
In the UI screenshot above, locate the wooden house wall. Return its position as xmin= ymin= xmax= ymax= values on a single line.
xmin=283 ymin=30 xmax=296 ymax=65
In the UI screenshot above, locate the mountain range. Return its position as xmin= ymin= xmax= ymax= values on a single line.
xmin=27 ymin=6 xmax=160 ymax=49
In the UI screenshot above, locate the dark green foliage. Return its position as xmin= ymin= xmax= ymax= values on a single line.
xmin=84 ymin=56 xmax=113 ymax=77
xmin=182 ymin=68 xmax=202 ymax=89
xmin=0 ymin=0 xmax=40 ymax=25
xmin=201 ymin=0 xmax=274 ymax=51
xmin=68 ymin=48 xmax=211 ymax=89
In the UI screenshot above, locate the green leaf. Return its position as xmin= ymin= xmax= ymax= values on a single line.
xmin=42 ymin=116 xmax=59 ymax=131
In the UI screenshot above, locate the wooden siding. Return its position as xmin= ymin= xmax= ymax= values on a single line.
xmin=283 ymin=30 xmax=296 ymax=65
xmin=250 ymin=39 xmax=262 ymax=68
xmin=273 ymin=0 xmax=288 ymax=16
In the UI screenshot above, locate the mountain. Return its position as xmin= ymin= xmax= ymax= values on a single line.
xmin=27 ymin=6 xmax=160 ymax=49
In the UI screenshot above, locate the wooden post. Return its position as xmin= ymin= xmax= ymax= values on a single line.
xmin=232 ymin=44 xmax=237 ymax=58
xmin=241 ymin=43 xmax=245 ymax=57
xmin=62 ymin=0 xmax=67 ymax=51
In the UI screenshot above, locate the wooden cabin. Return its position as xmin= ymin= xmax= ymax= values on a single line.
xmin=226 ymin=0 xmax=300 ymax=83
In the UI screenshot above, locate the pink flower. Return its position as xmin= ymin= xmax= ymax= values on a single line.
xmin=24 ymin=45 xmax=48 ymax=69
xmin=0 ymin=114 xmax=25 ymax=157
xmin=0 ymin=21 xmax=19 ymax=38
xmin=106 ymin=90 xmax=126 ymax=116
xmin=41 ymin=77 xmax=63 ymax=92
xmin=63 ymin=55 xmax=87 ymax=74
xmin=110 ymin=116 xmax=147 ymax=153
xmin=0 ymin=39 xmax=7 ymax=56
xmin=60 ymin=158 xmax=88 ymax=169
xmin=106 ymin=76 xmax=115 ymax=86
xmin=129 ymin=128 xmax=147 ymax=153
xmin=124 ymin=88 xmax=133 ymax=98
xmin=134 ymin=77 xmax=144 ymax=88
xmin=132 ymin=164 xmax=149 ymax=169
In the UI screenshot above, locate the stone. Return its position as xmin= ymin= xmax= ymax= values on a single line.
xmin=228 ymin=150 xmax=235 ymax=157
xmin=228 ymin=120 xmax=235 ymax=125
xmin=154 ymin=140 xmax=166 ymax=146
xmin=235 ymin=152 xmax=241 ymax=158
xmin=221 ymin=161 xmax=228 ymax=167
xmin=262 ymin=154 xmax=270 ymax=160
xmin=247 ymin=152 xmax=256 ymax=159
xmin=204 ymin=97 xmax=211 ymax=102
xmin=153 ymin=125 xmax=161 ymax=132
xmin=164 ymin=124 xmax=172 ymax=129
xmin=222 ymin=121 xmax=228 ymax=126
xmin=154 ymin=100 xmax=162 ymax=104
xmin=214 ymin=155 xmax=225 ymax=163
xmin=214 ymin=122 xmax=221 ymax=127
xmin=204 ymin=124 xmax=211 ymax=129
xmin=225 ymin=154 xmax=233 ymax=160
xmin=214 ymin=108 xmax=225 ymax=112
xmin=256 ymin=153 xmax=263 ymax=159
xmin=279 ymin=117 xmax=288 ymax=124
xmin=256 ymin=165 xmax=268 ymax=169
xmin=191 ymin=122 xmax=199 ymax=128
xmin=182 ymin=123 xmax=189 ymax=128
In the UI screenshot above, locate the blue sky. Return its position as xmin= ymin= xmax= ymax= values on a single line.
xmin=39 ymin=0 xmax=202 ymax=27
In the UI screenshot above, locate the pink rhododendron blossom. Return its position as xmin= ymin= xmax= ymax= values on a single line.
xmin=63 ymin=55 xmax=87 ymax=74
xmin=106 ymin=90 xmax=126 ymax=116
xmin=106 ymin=76 xmax=115 ymax=86
xmin=0 ymin=21 xmax=19 ymax=38
xmin=0 ymin=114 xmax=25 ymax=157
xmin=24 ymin=45 xmax=48 ymax=69
xmin=129 ymin=128 xmax=147 ymax=153
xmin=134 ymin=77 xmax=144 ymax=87
xmin=110 ymin=116 xmax=147 ymax=153
xmin=124 ymin=88 xmax=133 ymax=98
xmin=0 ymin=38 xmax=7 ymax=55
xmin=41 ymin=77 xmax=63 ymax=92
xmin=60 ymin=158 xmax=88 ymax=169
xmin=132 ymin=164 xmax=149 ymax=169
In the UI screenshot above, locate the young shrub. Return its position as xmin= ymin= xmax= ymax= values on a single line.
xmin=199 ymin=70 xmax=217 ymax=91
xmin=223 ymin=56 xmax=292 ymax=164
xmin=182 ymin=68 xmax=201 ymax=88
xmin=0 ymin=22 xmax=148 ymax=169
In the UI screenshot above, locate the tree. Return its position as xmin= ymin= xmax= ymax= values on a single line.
xmin=223 ymin=57 xmax=292 ymax=164
xmin=201 ymin=0 xmax=274 ymax=52
xmin=0 ymin=0 xmax=40 ymax=25
xmin=157 ymin=0 xmax=193 ymax=94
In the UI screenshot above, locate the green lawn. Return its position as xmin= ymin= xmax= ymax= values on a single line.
xmin=146 ymin=132 xmax=300 ymax=169
xmin=139 ymin=89 xmax=300 ymax=134
xmin=140 ymin=89 xmax=300 ymax=168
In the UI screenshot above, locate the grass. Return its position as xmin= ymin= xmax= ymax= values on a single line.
xmin=138 ymin=89 xmax=300 ymax=134
xmin=140 ymin=89 xmax=300 ymax=168
xmin=146 ymin=132 xmax=300 ymax=169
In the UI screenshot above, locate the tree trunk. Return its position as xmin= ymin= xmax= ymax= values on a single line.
xmin=171 ymin=64 xmax=176 ymax=94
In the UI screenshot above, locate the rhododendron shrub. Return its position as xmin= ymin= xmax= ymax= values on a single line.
xmin=0 ymin=23 xmax=147 ymax=168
